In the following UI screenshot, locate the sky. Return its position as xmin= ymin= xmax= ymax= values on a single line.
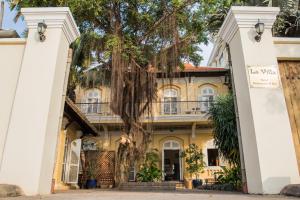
xmin=1 ymin=1 xmax=213 ymax=66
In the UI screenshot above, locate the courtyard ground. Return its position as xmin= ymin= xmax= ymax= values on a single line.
xmin=0 ymin=190 xmax=298 ymax=200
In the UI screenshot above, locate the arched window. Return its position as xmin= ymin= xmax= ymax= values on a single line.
xmin=163 ymin=140 xmax=180 ymax=149
xmin=85 ymin=89 xmax=101 ymax=113
xmin=163 ymin=88 xmax=178 ymax=114
xmin=199 ymin=86 xmax=215 ymax=112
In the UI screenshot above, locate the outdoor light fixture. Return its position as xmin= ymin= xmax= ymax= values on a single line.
xmin=37 ymin=21 xmax=47 ymax=42
xmin=254 ymin=19 xmax=264 ymax=42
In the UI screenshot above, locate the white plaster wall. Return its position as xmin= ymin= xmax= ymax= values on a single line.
xmin=39 ymin=32 xmax=70 ymax=193
xmin=241 ymin=28 xmax=299 ymax=193
xmin=0 ymin=39 xmax=25 ymax=169
xmin=0 ymin=7 xmax=79 ymax=196
xmin=0 ymin=27 xmax=74 ymax=195
xmin=229 ymin=31 xmax=264 ymax=193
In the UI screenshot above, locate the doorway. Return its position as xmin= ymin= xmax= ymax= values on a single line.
xmin=164 ymin=150 xmax=180 ymax=181
xmin=162 ymin=140 xmax=182 ymax=181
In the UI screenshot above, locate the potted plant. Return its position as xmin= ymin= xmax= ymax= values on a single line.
xmin=86 ymin=161 xmax=97 ymax=189
xmin=181 ymin=144 xmax=205 ymax=189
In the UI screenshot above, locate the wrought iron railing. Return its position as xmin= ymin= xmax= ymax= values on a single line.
xmin=75 ymin=101 xmax=213 ymax=120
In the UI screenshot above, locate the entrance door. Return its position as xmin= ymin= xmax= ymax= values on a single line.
xmin=164 ymin=150 xmax=180 ymax=181
xmin=279 ymin=61 xmax=300 ymax=171
xmin=162 ymin=140 xmax=182 ymax=181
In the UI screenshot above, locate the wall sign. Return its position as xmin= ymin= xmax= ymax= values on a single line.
xmin=248 ymin=65 xmax=280 ymax=88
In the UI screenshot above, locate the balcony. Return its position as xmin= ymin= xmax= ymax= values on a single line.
xmin=75 ymin=101 xmax=213 ymax=124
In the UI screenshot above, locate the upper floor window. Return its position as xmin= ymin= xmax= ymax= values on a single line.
xmin=163 ymin=88 xmax=178 ymax=115
xmin=199 ymin=87 xmax=215 ymax=112
xmin=85 ymin=89 xmax=101 ymax=113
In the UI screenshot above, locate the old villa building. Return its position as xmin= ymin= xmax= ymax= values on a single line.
xmin=1 ymin=5 xmax=300 ymax=197
xmin=58 ymin=64 xmax=229 ymax=187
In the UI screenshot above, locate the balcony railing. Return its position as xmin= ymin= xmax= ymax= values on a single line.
xmin=75 ymin=101 xmax=213 ymax=123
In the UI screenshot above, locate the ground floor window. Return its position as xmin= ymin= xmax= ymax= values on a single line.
xmin=61 ymin=136 xmax=70 ymax=182
xmin=128 ymin=165 xmax=136 ymax=182
xmin=61 ymin=138 xmax=82 ymax=184
xmin=207 ymin=149 xmax=220 ymax=166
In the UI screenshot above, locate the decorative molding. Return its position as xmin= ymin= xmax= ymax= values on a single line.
xmin=218 ymin=6 xmax=280 ymax=43
xmin=21 ymin=7 xmax=80 ymax=44
xmin=273 ymin=37 xmax=300 ymax=44
xmin=0 ymin=38 xmax=26 ymax=45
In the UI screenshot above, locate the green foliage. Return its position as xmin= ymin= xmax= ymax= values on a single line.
xmin=272 ymin=0 xmax=300 ymax=37
xmin=205 ymin=0 xmax=300 ymax=37
xmin=180 ymin=143 xmax=205 ymax=179
xmin=10 ymin=0 xmax=209 ymax=68
xmin=215 ymin=166 xmax=241 ymax=189
xmin=208 ymin=94 xmax=240 ymax=166
xmin=205 ymin=0 xmax=244 ymax=36
xmin=136 ymin=149 xmax=162 ymax=182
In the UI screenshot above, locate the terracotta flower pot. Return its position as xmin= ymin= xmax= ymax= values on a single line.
xmin=184 ymin=178 xmax=193 ymax=189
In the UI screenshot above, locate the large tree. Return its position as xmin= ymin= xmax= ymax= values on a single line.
xmin=9 ymin=0 xmax=211 ymax=184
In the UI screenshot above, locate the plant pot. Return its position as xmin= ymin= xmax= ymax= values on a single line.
xmin=184 ymin=178 xmax=193 ymax=189
xmin=86 ymin=179 xmax=97 ymax=189
xmin=192 ymin=179 xmax=202 ymax=188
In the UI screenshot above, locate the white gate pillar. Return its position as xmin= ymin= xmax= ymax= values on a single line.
xmin=0 ymin=8 xmax=79 ymax=195
xmin=219 ymin=6 xmax=299 ymax=194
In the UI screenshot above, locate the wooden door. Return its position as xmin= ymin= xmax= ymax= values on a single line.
xmin=279 ymin=61 xmax=300 ymax=172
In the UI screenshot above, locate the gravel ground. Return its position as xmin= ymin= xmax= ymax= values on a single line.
xmin=0 ymin=190 xmax=298 ymax=200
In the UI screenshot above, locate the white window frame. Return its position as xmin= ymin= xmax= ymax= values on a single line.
xmin=83 ymin=89 xmax=101 ymax=114
xmin=62 ymin=139 xmax=82 ymax=184
xmin=199 ymin=87 xmax=215 ymax=112
xmin=162 ymin=89 xmax=178 ymax=115
xmin=203 ymin=139 xmax=226 ymax=169
xmin=162 ymin=140 xmax=183 ymax=181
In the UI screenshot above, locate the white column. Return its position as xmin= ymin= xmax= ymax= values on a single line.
xmin=0 ymin=7 xmax=80 ymax=195
xmin=218 ymin=6 xmax=299 ymax=194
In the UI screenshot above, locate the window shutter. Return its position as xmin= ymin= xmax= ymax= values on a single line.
xmin=200 ymin=96 xmax=208 ymax=112
xmin=66 ymin=139 xmax=82 ymax=184
xmin=81 ymin=99 xmax=88 ymax=113
xmin=96 ymin=99 xmax=101 ymax=113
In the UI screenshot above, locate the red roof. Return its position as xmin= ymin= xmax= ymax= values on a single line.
xmin=179 ymin=63 xmax=226 ymax=72
xmin=147 ymin=63 xmax=226 ymax=73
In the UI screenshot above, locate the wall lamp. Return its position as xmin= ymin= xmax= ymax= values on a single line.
xmin=254 ymin=19 xmax=264 ymax=42
xmin=37 ymin=21 xmax=47 ymax=42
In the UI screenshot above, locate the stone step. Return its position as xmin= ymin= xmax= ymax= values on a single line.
xmin=119 ymin=182 xmax=178 ymax=191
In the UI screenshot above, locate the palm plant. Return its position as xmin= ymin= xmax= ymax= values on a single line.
xmin=208 ymin=93 xmax=240 ymax=166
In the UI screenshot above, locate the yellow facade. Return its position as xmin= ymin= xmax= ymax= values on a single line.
xmin=53 ymin=123 xmax=81 ymax=190
xmin=73 ymin=67 xmax=229 ymax=182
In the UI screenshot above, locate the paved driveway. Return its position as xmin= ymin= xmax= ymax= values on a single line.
xmin=1 ymin=190 xmax=297 ymax=200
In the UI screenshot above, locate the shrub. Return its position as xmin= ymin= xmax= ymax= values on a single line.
xmin=181 ymin=144 xmax=205 ymax=179
xmin=136 ymin=149 xmax=162 ymax=182
xmin=215 ymin=166 xmax=241 ymax=190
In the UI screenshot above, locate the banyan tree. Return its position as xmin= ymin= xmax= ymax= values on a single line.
xmin=12 ymin=0 xmax=209 ymax=184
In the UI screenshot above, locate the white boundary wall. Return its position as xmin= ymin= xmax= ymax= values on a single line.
xmin=209 ymin=7 xmax=300 ymax=194
xmin=0 ymin=7 xmax=80 ymax=195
